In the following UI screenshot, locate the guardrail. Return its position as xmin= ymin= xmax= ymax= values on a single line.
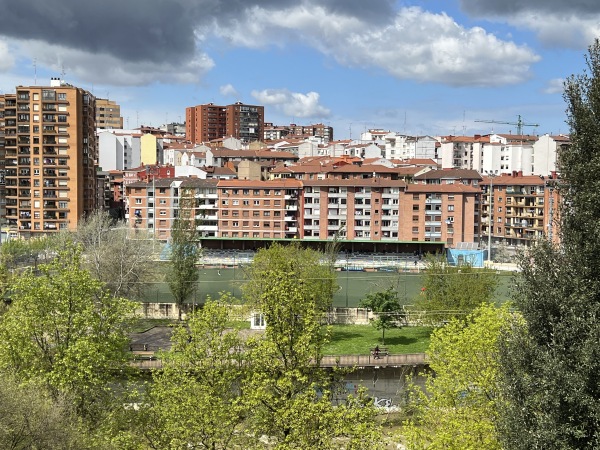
xmin=131 ymin=352 xmax=428 ymax=371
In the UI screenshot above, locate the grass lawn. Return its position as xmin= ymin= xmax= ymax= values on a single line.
xmin=324 ymin=324 xmax=433 ymax=355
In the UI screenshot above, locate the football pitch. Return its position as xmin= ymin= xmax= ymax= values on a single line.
xmin=142 ymin=266 xmax=515 ymax=307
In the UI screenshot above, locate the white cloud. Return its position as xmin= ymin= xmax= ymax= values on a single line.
xmin=543 ymin=78 xmax=565 ymax=95
xmin=0 ymin=39 xmax=15 ymax=72
xmin=214 ymin=6 xmax=538 ymax=87
xmin=509 ymin=13 xmax=600 ymax=49
xmin=251 ymin=89 xmax=330 ymax=118
xmin=17 ymin=40 xmax=214 ymax=86
xmin=219 ymin=83 xmax=239 ymax=97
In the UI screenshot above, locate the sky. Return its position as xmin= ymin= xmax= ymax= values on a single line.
xmin=0 ymin=0 xmax=597 ymax=139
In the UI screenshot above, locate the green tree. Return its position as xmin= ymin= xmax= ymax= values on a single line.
xmin=167 ymin=189 xmax=200 ymax=320
xmin=0 ymin=374 xmax=88 ymax=450
xmin=498 ymin=39 xmax=600 ymax=449
xmin=404 ymin=303 xmax=516 ymax=450
xmin=242 ymin=243 xmax=382 ymax=449
xmin=0 ymin=244 xmax=136 ymax=419
xmin=69 ymin=210 xmax=156 ymax=300
xmin=414 ymin=255 xmax=498 ymax=324
xmin=137 ymin=298 xmax=249 ymax=449
xmin=359 ymin=287 xmax=403 ymax=345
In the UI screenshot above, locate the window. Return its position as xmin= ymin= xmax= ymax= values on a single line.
xmin=242 ymin=221 xmax=249 ymax=227
xmin=413 ymin=204 xmax=419 ymax=211
xmin=263 ymin=222 xmax=270 ymax=228
xmin=254 ymin=200 xmax=260 ymax=206
xmin=253 ymin=221 xmax=260 ymax=227
xmin=264 ymin=211 xmax=270 ymax=217
xmin=264 ymin=200 xmax=270 ymax=206
xmin=159 ymin=210 xmax=166 ymax=216
xmin=412 ymin=194 xmax=420 ymax=200
xmin=222 ymin=200 xmax=228 ymax=205
xmin=232 ymin=200 xmax=239 ymax=205
xmin=135 ymin=198 xmax=142 ymax=204
xmin=243 ymin=200 xmax=249 ymax=206
xmin=222 ymin=211 xmax=229 ymax=216
xmin=412 ymin=227 xmax=419 ymax=234
xmin=57 ymin=93 xmax=66 ymax=100
xmin=448 ymin=205 xmax=454 ymax=212
xmin=232 ymin=221 xmax=239 ymax=227
xmin=253 ymin=190 xmax=260 ymax=195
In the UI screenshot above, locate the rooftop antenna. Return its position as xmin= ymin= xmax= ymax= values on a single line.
xmin=403 ymin=112 xmax=407 ymax=135
xmin=462 ymin=110 xmax=466 ymax=135
xmin=60 ymin=64 xmax=65 ymax=82
xmin=33 ymin=58 xmax=37 ymax=85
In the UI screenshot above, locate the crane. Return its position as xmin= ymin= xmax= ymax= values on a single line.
xmin=475 ymin=114 xmax=539 ymax=136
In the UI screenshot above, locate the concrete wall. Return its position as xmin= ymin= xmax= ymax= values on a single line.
xmin=136 ymin=303 xmax=375 ymax=324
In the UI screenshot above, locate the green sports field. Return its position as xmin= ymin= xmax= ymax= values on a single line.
xmin=142 ymin=265 xmax=516 ymax=307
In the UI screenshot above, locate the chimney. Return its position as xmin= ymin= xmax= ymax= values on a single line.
xmin=50 ymin=77 xmax=61 ymax=87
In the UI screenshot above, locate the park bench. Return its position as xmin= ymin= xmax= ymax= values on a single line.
xmin=370 ymin=347 xmax=390 ymax=359
xmin=132 ymin=351 xmax=157 ymax=361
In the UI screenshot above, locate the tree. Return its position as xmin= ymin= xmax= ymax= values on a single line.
xmin=241 ymin=243 xmax=383 ymax=449
xmin=0 ymin=244 xmax=136 ymax=420
xmin=497 ymin=39 xmax=600 ymax=449
xmin=414 ymin=255 xmax=498 ymax=324
xmin=404 ymin=303 xmax=516 ymax=450
xmin=69 ymin=210 xmax=156 ymax=300
xmin=0 ymin=374 xmax=88 ymax=450
xmin=359 ymin=287 xmax=402 ymax=345
xmin=136 ymin=298 xmax=249 ymax=449
xmin=167 ymin=189 xmax=200 ymax=320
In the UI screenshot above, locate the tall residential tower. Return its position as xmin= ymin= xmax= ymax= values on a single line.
xmin=0 ymin=78 xmax=97 ymax=237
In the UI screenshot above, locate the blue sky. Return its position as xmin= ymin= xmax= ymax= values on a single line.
xmin=0 ymin=0 xmax=596 ymax=139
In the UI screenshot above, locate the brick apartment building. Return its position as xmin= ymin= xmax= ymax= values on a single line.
xmin=125 ymin=176 xmax=479 ymax=247
xmin=0 ymin=78 xmax=97 ymax=237
xmin=186 ymin=102 xmax=265 ymax=144
xmin=481 ymin=173 xmax=561 ymax=247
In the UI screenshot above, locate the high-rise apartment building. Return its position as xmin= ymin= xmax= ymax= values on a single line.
xmin=186 ymin=102 xmax=264 ymax=144
xmin=0 ymin=78 xmax=97 ymax=237
xmin=95 ymin=98 xmax=123 ymax=129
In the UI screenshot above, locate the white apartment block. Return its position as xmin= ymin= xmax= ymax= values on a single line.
xmin=361 ymin=131 xmax=438 ymax=160
xmin=442 ymin=134 xmax=568 ymax=177
xmin=98 ymin=130 xmax=141 ymax=171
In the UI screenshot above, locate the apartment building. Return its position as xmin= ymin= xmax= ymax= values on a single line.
xmin=440 ymin=133 xmax=568 ymax=177
xmin=302 ymin=179 xmax=407 ymax=241
xmin=480 ymin=173 xmax=560 ymax=247
xmin=217 ymin=179 xmax=301 ymax=239
xmin=403 ymin=184 xmax=480 ymax=246
xmin=0 ymin=78 xmax=97 ymax=237
xmin=95 ymin=98 xmax=123 ymax=129
xmin=186 ymin=102 xmax=265 ymax=144
xmin=126 ymin=178 xmax=220 ymax=241
xmin=97 ymin=129 xmax=142 ymax=171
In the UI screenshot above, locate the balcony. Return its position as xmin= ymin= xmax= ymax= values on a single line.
xmin=195 ymin=193 xmax=218 ymax=199
xmin=196 ymin=225 xmax=218 ymax=232
xmin=285 ymin=204 xmax=298 ymax=211
xmin=196 ymin=214 xmax=218 ymax=221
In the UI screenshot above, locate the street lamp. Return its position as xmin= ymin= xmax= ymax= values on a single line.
xmin=484 ymin=170 xmax=498 ymax=264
